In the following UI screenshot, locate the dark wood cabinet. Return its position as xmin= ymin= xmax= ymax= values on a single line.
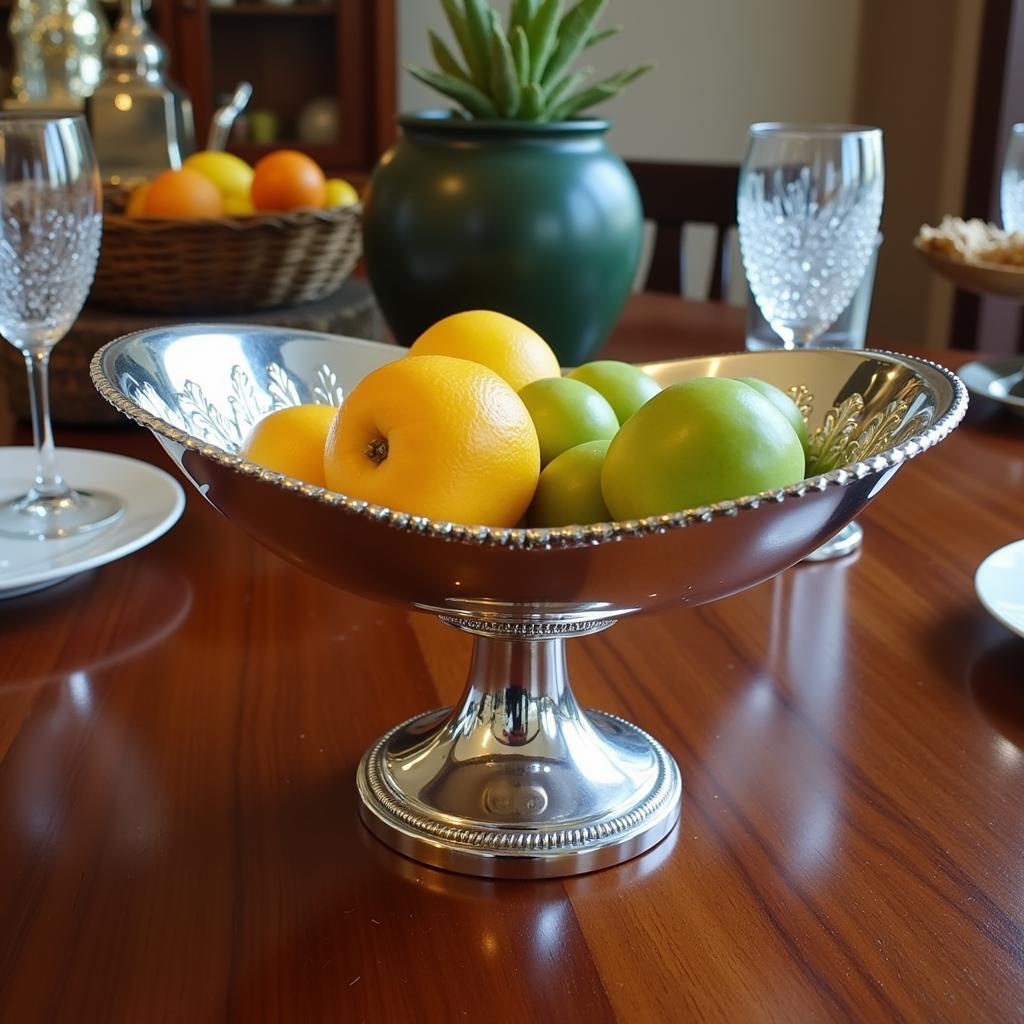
xmin=0 ymin=0 xmax=396 ymax=180
xmin=168 ymin=0 xmax=395 ymax=178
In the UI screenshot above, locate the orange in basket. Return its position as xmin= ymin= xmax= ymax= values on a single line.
xmin=251 ymin=150 xmax=326 ymax=212
xmin=142 ymin=168 xmax=224 ymax=218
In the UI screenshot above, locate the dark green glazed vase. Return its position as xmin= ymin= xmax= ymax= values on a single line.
xmin=362 ymin=110 xmax=643 ymax=365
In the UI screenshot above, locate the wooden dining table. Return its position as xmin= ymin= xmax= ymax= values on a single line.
xmin=1 ymin=293 xmax=1023 ymax=1022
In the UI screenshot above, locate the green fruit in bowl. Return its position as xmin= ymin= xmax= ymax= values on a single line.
xmin=601 ymin=377 xmax=806 ymax=519
xmin=735 ymin=377 xmax=810 ymax=459
xmin=566 ymin=360 xmax=661 ymax=424
xmin=528 ymin=440 xmax=612 ymax=527
xmin=518 ymin=377 xmax=619 ymax=466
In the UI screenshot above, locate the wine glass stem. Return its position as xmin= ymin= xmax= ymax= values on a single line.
xmin=23 ymin=348 xmax=67 ymax=498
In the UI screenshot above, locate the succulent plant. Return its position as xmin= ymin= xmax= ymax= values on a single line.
xmin=407 ymin=0 xmax=653 ymax=122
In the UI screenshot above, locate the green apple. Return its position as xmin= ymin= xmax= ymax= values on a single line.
xmin=518 ymin=377 xmax=619 ymax=466
xmin=734 ymin=377 xmax=810 ymax=459
xmin=528 ymin=440 xmax=612 ymax=527
xmin=601 ymin=377 xmax=806 ymax=519
xmin=566 ymin=360 xmax=661 ymax=424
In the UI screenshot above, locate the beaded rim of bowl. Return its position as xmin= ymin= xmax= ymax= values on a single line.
xmin=90 ymin=342 xmax=968 ymax=551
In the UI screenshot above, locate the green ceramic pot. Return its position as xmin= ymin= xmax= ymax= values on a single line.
xmin=362 ymin=111 xmax=643 ymax=366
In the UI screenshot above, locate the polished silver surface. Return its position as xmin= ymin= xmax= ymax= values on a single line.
xmin=357 ymin=628 xmax=681 ymax=878
xmin=89 ymin=0 xmax=196 ymax=181
xmin=802 ymin=519 xmax=863 ymax=562
xmin=206 ymin=81 xmax=252 ymax=151
xmin=91 ymin=325 xmax=967 ymax=877
xmin=90 ymin=326 xmax=966 ymax=562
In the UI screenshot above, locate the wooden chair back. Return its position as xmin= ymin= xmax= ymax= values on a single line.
xmin=627 ymin=161 xmax=740 ymax=300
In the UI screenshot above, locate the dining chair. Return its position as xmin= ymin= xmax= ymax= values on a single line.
xmin=626 ymin=161 xmax=740 ymax=300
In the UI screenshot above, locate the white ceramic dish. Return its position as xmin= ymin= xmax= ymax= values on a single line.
xmin=975 ymin=538 xmax=1024 ymax=639
xmin=0 ymin=447 xmax=185 ymax=598
xmin=958 ymin=357 xmax=1024 ymax=415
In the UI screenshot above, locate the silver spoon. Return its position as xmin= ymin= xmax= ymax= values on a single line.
xmin=206 ymin=82 xmax=253 ymax=151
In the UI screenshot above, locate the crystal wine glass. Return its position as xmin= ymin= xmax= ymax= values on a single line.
xmin=738 ymin=123 xmax=884 ymax=349
xmin=1000 ymin=123 xmax=1024 ymax=232
xmin=738 ymin=125 xmax=883 ymax=562
xmin=0 ymin=113 xmax=122 ymax=540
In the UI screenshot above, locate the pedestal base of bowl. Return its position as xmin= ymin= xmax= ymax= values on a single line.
xmin=356 ymin=624 xmax=682 ymax=879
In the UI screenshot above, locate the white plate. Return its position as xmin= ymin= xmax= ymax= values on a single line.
xmin=975 ymin=538 xmax=1024 ymax=639
xmin=0 ymin=447 xmax=185 ymax=598
xmin=959 ymin=358 xmax=1024 ymax=415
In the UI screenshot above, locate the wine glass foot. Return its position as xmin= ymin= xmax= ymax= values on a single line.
xmin=0 ymin=488 xmax=124 ymax=540
xmin=801 ymin=520 xmax=863 ymax=563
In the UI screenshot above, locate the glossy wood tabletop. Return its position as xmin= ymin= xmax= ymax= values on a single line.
xmin=2 ymin=294 xmax=1023 ymax=1022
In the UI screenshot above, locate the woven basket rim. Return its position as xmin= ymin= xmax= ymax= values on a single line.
xmin=103 ymin=203 xmax=362 ymax=233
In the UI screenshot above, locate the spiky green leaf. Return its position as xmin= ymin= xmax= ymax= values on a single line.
xmin=542 ymin=66 xmax=591 ymax=115
xmin=527 ymin=0 xmax=563 ymax=83
xmin=509 ymin=0 xmax=540 ymax=35
xmin=463 ymin=0 xmax=495 ymax=90
xmin=545 ymin=63 xmax=653 ymax=120
xmin=511 ymin=25 xmax=530 ymax=85
xmin=489 ymin=12 xmax=521 ymax=116
xmin=585 ymin=25 xmax=621 ymax=48
xmin=429 ymin=30 xmax=471 ymax=81
xmin=519 ymin=82 xmax=545 ymax=120
xmin=405 ymin=63 xmax=499 ymax=119
xmin=541 ymin=0 xmax=608 ymax=89
xmin=440 ymin=0 xmax=486 ymax=87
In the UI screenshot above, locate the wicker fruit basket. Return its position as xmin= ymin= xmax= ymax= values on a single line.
xmin=92 ymin=201 xmax=362 ymax=314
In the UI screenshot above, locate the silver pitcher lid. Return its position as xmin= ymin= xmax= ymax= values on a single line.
xmin=104 ymin=0 xmax=169 ymax=81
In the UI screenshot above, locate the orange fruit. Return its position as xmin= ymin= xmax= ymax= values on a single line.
xmin=239 ymin=404 xmax=337 ymax=486
xmin=250 ymin=150 xmax=326 ymax=211
xmin=125 ymin=182 xmax=150 ymax=218
xmin=324 ymin=354 xmax=540 ymax=526
xmin=142 ymin=167 xmax=224 ymax=218
xmin=408 ymin=310 xmax=560 ymax=392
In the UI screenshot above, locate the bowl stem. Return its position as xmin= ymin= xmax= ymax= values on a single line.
xmin=356 ymin=621 xmax=682 ymax=878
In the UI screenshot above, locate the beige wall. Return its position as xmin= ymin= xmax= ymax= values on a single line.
xmin=398 ymin=0 xmax=864 ymax=160
xmin=853 ymin=0 xmax=982 ymax=347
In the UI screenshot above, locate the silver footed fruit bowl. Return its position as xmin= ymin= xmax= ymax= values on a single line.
xmin=91 ymin=327 xmax=968 ymax=879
